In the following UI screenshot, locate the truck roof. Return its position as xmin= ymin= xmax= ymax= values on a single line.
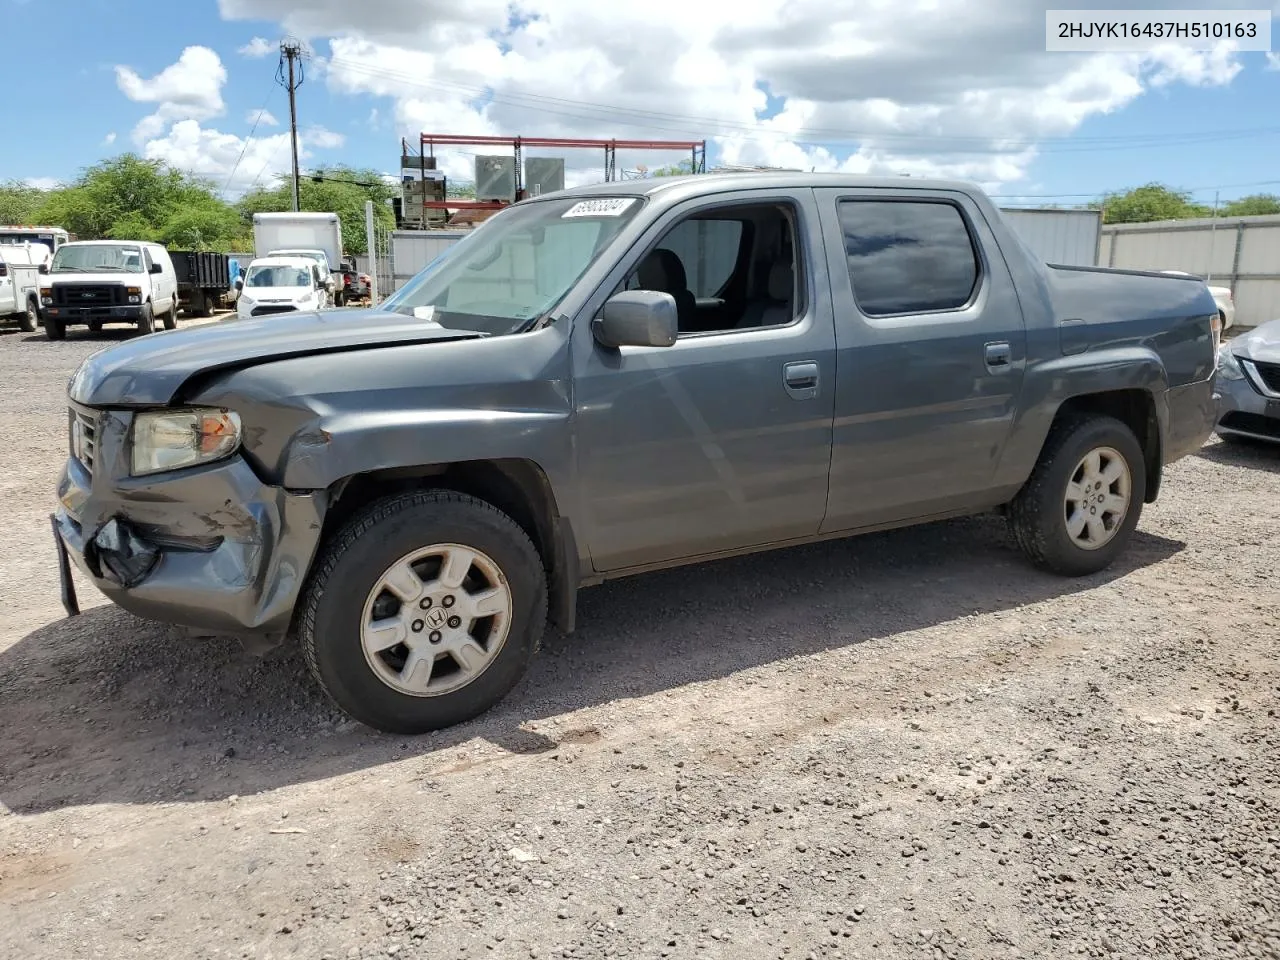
xmin=534 ymin=171 xmax=982 ymax=202
xmin=253 ymin=211 xmax=340 ymax=221
xmin=59 ymin=238 xmax=152 ymax=247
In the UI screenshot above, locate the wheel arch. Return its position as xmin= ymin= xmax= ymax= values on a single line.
xmin=320 ymin=458 xmax=580 ymax=633
xmin=1044 ymin=388 xmax=1162 ymax=502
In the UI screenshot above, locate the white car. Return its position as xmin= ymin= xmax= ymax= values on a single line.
xmin=235 ymin=257 xmax=327 ymax=320
xmin=264 ymin=247 xmax=337 ymax=306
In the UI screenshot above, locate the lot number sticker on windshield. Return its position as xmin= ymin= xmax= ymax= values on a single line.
xmin=561 ymin=198 xmax=637 ymax=218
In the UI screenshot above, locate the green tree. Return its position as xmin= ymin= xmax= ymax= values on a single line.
xmin=23 ymin=154 xmax=249 ymax=249
xmin=0 ymin=180 xmax=47 ymax=224
xmin=1219 ymin=193 xmax=1280 ymax=218
xmin=1098 ymin=183 xmax=1212 ymax=224
xmin=645 ymin=160 xmax=696 ymax=178
xmin=238 ymin=166 xmax=396 ymax=255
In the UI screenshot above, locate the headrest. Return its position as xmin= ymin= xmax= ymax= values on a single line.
xmin=767 ymin=261 xmax=793 ymax=301
xmin=638 ymin=248 xmax=688 ymax=292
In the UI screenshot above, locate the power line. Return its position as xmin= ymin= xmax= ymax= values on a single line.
xmin=326 ymin=56 xmax=1280 ymax=155
xmin=221 ymin=87 xmax=277 ymax=196
xmin=990 ymin=178 xmax=1280 ymax=200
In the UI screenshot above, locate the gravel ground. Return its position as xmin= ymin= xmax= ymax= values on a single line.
xmin=1 ymin=322 xmax=1278 ymax=960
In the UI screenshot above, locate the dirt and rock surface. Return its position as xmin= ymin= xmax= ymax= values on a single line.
xmin=1 ymin=323 xmax=1277 ymax=960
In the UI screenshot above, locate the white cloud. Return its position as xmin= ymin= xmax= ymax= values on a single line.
xmin=24 ymin=177 xmax=61 ymax=191
xmin=102 ymin=132 xmax=117 ymax=146
xmin=239 ymin=36 xmax=276 ymax=58
xmin=116 ymin=46 xmax=227 ymax=145
xmin=139 ymin=119 xmax=345 ymax=194
xmin=248 ymin=108 xmax=280 ymax=126
xmin=218 ymin=0 xmax=1257 ymax=192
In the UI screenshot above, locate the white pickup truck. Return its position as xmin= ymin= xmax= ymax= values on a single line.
xmin=0 ymin=243 xmax=43 ymax=331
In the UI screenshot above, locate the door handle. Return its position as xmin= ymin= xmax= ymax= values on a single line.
xmin=984 ymin=341 xmax=1012 ymax=370
xmin=783 ymin=360 xmax=819 ymax=399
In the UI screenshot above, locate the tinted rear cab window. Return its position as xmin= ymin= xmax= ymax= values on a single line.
xmin=836 ymin=200 xmax=979 ymax=316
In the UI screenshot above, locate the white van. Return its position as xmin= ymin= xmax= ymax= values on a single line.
xmin=40 ymin=240 xmax=179 ymax=339
xmin=234 ymin=256 xmax=327 ymax=319
xmin=264 ymin=247 xmax=337 ymax=306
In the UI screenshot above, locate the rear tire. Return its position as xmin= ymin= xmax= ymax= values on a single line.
xmin=44 ymin=313 xmax=65 ymax=340
xmin=20 ymin=300 xmax=37 ymax=333
xmin=1008 ymin=414 xmax=1146 ymax=577
xmin=300 ymin=491 xmax=548 ymax=735
xmin=162 ymin=302 xmax=177 ymax=330
xmin=137 ymin=303 xmax=154 ymax=335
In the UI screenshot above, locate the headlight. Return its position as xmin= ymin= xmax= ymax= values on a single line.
xmin=131 ymin=408 xmax=242 ymax=476
xmin=1216 ymin=346 xmax=1245 ymax=380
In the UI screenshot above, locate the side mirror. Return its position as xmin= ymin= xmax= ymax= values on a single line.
xmin=38 ymin=262 xmax=49 ymax=275
xmin=592 ymin=290 xmax=678 ymax=349
xmin=149 ymin=262 xmax=163 ymax=275
xmin=234 ymin=278 xmax=243 ymax=291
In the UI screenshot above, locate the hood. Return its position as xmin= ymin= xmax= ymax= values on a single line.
xmin=1228 ymin=317 xmax=1280 ymax=364
xmin=68 ymin=309 xmax=484 ymax=407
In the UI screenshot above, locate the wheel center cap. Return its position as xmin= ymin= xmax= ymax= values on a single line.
xmin=424 ymin=607 xmax=448 ymax=630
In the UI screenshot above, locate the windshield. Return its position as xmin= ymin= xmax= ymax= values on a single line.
xmin=0 ymin=231 xmax=63 ymax=250
xmin=381 ymin=196 xmax=643 ymax=335
xmin=272 ymin=250 xmax=326 ymax=266
xmin=52 ymin=244 xmax=143 ymax=273
xmin=245 ymin=265 xmax=312 ymax=288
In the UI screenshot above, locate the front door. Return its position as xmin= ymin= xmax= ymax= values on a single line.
xmin=813 ymin=188 xmax=1028 ymax=531
xmin=572 ymin=189 xmax=837 ymax=573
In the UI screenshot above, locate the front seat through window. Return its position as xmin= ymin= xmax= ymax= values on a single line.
xmin=636 ymin=248 xmax=697 ymax=331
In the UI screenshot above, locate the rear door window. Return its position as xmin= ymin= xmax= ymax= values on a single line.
xmin=836 ymin=200 xmax=980 ymax=316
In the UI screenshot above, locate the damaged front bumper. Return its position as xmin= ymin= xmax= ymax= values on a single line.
xmin=53 ymin=407 xmax=327 ymax=635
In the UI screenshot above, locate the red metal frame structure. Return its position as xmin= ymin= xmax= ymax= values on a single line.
xmin=417 ymin=134 xmax=707 ymax=211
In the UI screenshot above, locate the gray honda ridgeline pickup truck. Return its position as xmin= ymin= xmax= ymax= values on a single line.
xmin=54 ymin=174 xmax=1218 ymax=734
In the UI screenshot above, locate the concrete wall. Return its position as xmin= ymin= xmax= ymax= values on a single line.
xmin=1100 ymin=213 xmax=1280 ymax=330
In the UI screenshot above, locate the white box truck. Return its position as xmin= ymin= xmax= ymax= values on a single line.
xmin=251 ymin=212 xmax=347 ymax=306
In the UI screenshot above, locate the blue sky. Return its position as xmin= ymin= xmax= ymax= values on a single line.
xmin=2 ymin=0 xmax=1278 ymax=206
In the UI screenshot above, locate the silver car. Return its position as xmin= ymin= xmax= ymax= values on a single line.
xmin=1215 ymin=319 xmax=1280 ymax=444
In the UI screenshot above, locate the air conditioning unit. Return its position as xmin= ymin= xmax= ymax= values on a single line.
xmin=475 ymin=155 xmax=517 ymax=202
xmin=524 ymin=157 xmax=565 ymax=196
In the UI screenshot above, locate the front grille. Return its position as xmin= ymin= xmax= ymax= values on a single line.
xmin=250 ymin=305 xmax=298 ymax=317
xmin=53 ymin=284 xmax=126 ymax=307
xmin=1219 ymin=411 xmax=1280 ymax=440
xmin=69 ymin=407 xmax=99 ymax=477
xmin=1251 ymin=360 xmax=1280 ymax=395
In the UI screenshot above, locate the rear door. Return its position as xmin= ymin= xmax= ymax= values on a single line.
xmin=813 ymin=188 xmax=1028 ymax=531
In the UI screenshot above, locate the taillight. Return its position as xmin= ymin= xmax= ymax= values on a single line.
xmin=0 ymin=263 xmax=7 ymax=277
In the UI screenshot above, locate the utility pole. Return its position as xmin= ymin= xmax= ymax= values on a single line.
xmin=277 ymin=39 xmax=305 ymax=212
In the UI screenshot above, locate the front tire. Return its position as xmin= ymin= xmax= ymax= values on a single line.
xmin=1008 ymin=414 xmax=1146 ymax=577
xmin=44 ymin=313 xmax=65 ymax=340
xmin=20 ymin=301 xmax=37 ymax=333
xmin=299 ymin=491 xmax=548 ymax=734
xmin=137 ymin=303 xmax=154 ymax=334
xmin=162 ymin=302 xmax=177 ymax=330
